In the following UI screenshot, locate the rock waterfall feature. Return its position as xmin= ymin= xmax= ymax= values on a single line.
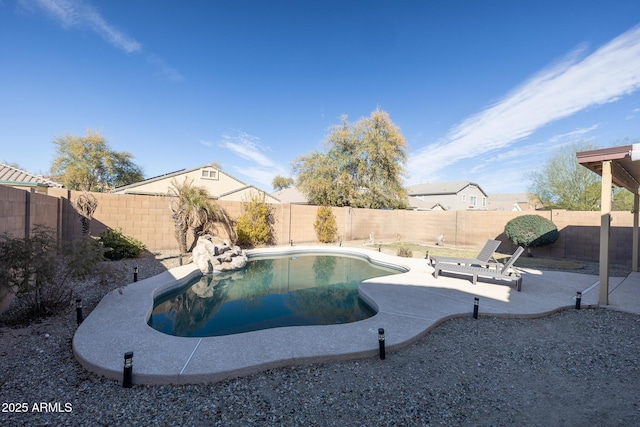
xmin=192 ymin=235 xmax=248 ymax=274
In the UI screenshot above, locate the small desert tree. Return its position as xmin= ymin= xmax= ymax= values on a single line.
xmin=168 ymin=178 xmax=235 ymax=253
xmin=235 ymin=191 xmax=275 ymax=247
xmin=73 ymin=192 xmax=98 ymax=235
xmin=314 ymin=206 xmax=338 ymax=243
xmin=0 ymin=225 xmax=104 ymax=319
xmin=504 ymin=215 xmax=559 ymax=256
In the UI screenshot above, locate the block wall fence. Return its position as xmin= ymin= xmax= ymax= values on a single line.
xmin=1 ymin=185 xmax=637 ymax=266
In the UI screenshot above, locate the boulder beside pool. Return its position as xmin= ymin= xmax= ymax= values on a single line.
xmin=192 ymin=234 xmax=247 ymax=273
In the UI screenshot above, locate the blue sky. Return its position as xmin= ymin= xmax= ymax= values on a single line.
xmin=2 ymin=0 xmax=640 ymax=194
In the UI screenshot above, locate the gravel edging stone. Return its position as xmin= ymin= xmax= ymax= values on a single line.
xmin=1 ymin=251 xmax=639 ymax=426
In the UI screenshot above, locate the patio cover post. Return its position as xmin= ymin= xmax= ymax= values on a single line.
xmin=634 ymin=193 xmax=639 ymax=272
xmin=599 ymin=160 xmax=612 ymax=305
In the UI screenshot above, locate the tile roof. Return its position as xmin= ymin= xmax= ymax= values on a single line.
xmin=406 ymin=181 xmax=487 ymax=196
xmin=407 ymin=196 xmax=443 ymax=210
xmin=271 ymin=187 xmax=307 ymax=204
xmin=112 ymin=163 xmax=247 ymax=193
xmin=0 ymin=163 xmax=63 ymax=188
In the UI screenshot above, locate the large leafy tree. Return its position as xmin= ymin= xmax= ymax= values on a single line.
xmin=529 ymin=141 xmax=634 ymax=211
xmin=49 ymin=129 xmax=144 ymax=191
xmin=272 ymin=175 xmax=294 ymax=191
xmin=293 ymin=108 xmax=408 ymax=209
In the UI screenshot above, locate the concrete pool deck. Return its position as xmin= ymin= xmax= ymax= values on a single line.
xmin=73 ymin=245 xmax=636 ymax=385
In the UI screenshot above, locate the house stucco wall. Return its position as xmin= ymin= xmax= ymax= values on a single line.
xmin=413 ymin=184 xmax=487 ymax=210
xmin=114 ymin=168 xmax=240 ymax=196
xmin=111 ymin=167 xmax=278 ymax=203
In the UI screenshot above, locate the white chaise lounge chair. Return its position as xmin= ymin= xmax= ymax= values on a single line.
xmin=433 ymin=246 xmax=525 ymax=291
xmin=429 ymin=239 xmax=502 ymax=268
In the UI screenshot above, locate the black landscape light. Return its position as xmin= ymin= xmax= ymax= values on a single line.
xmin=123 ymin=352 xmax=133 ymax=388
xmin=133 ymin=267 xmax=138 ymax=282
xmin=378 ymin=328 xmax=386 ymax=360
xmin=425 ymin=250 xmax=429 ymax=260
xmin=75 ymin=299 xmax=83 ymax=324
xmin=575 ymin=291 xmax=582 ymax=310
xmin=290 ymin=239 xmax=293 ymax=246
xmin=473 ymin=297 xmax=479 ymax=319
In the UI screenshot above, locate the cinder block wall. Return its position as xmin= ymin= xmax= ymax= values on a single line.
xmin=1 ymin=185 xmax=637 ymax=265
xmin=0 ymin=185 xmax=28 ymax=238
xmin=0 ymin=185 xmax=60 ymax=240
xmin=30 ymin=190 xmax=60 ymax=235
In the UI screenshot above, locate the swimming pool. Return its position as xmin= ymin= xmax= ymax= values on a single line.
xmin=149 ymin=254 xmax=402 ymax=337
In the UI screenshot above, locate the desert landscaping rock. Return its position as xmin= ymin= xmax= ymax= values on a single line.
xmin=192 ymin=235 xmax=248 ymax=273
xmin=1 ymin=249 xmax=639 ymax=426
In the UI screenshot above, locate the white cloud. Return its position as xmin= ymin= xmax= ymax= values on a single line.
xmin=547 ymin=124 xmax=599 ymax=143
xmin=147 ymin=54 xmax=184 ymax=82
xmin=491 ymin=125 xmax=598 ymax=165
xmin=26 ymin=0 xmax=141 ymax=53
xmin=220 ymin=131 xmax=277 ymax=168
xmin=467 ymin=124 xmax=599 ymax=186
xmin=231 ymin=166 xmax=280 ymax=187
xmin=626 ymin=107 xmax=640 ymax=120
xmin=23 ymin=0 xmax=184 ymax=80
xmin=408 ymin=24 xmax=640 ymax=184
xmin=219 ymin=130 xmax=288 ymax=188
xmin=476 ymin=167 xmax=536 ymax=194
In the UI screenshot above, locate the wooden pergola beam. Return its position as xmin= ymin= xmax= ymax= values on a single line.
xmin=634 ymin=194 xmax=639 ymax=272
xmin=611 ymin=161 xmax=640 ymax=195
xmin=577 ymin=145 xmax=640 ymax=300
xmin=599 ymin=160 xmax=612 ymax=305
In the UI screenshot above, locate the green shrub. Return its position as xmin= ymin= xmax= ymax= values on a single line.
xmin=396 ymin=246 xmax=413 ymax=258
xmin=98 ymin=228 xmax=145 ymax=260
xmin=504 ymin=215 xmax=559 ymax=249
xmin=0 ymin=225 xmax=104 ymax=319
xmin=314 ymin=206 xmax=338 ymax=243
xmin=235 ymin=192 xmax=275 ymax=247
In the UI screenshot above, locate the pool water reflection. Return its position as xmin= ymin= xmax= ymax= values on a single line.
xmin=148 ymin=254 xmax=399 ymax=337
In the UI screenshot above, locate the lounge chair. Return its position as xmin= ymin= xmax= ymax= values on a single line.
xmin=429 ymin=239 xmax=502 ymax=269
xmin=433 ymin=246 xmax=525 ymax=291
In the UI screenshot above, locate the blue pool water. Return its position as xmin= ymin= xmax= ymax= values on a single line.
xmin=148 ymin=254 xmax=401 ymax=337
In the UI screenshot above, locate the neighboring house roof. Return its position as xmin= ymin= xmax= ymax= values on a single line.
xmin=271 ymin=187 xmax=308 ymax=204
xmin=429 ymin=202 xmax=447 ymax=211
xmin=406 ymin=181 xmax=488 ymax=197
xmin=112 ymin=163 xmax=278 ymax=203
xmin=0 ymin=163 xmax=63 ymax=189
xmin=111 ymin=167 xmax=194 ymax=194
xmin=487 ymin=193 xmax=534 ymax=211
xmin=407 ymin=196 xmax=446 ymax=211
xmin=219 ymin=184 xmax=281 ymax=202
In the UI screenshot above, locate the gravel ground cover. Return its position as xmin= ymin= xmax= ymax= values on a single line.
xmin=1 ymin=249 xmax=639 ymax=426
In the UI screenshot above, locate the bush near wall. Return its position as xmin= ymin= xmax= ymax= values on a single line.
xmin=98 ymin=228 xmax=146 ymax=260
xmin=0 ymin=225 xmax=104 ymax=321
xmin=314 ymin=206 xmax=338 ymax=243
xmin=504 ymin=214 xmax=560 ymax=251
xmin=235 ymin=193 xmax=275 ymax=247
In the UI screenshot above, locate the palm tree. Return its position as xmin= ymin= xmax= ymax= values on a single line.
xmin=168 ymin=178 xmax=235 ymax=253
